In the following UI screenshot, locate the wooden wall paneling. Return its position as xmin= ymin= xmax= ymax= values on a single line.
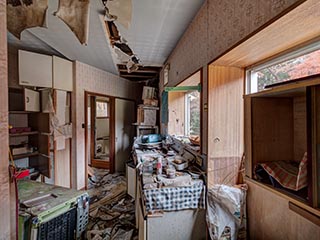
xmin=293 ymin=96 xmax=307 ymax=162
xmin=244 ymin=96 xmax=252 ymax=178
xmin=168 ymin=92 xmax=185 ymax=135
xmin=311 ymin=85 xmax=320 ymax=207
xmin=0 ymin=0 xmax=12 ymax=238
xmin=54 ymin=139 xmax=71 ymax=188
xmin=207 ymin=65 xmax=244 ymax=186
xmin=246 ymin=180 xmax=320 ymax=240
xmin=252 ymin=97 xmax=293 ymax=164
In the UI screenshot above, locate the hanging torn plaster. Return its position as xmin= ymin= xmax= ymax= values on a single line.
xmin=7 ymin=0 xmax=48 ymax=39
xmin=54 ymin=0 xmax=90 ymax=45
xmin=105 ymin=0 xmax=132 ymax=29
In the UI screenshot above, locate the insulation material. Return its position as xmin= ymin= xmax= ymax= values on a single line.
xmin=106 ymin=0 xmax=132 ymax=29
xmin=7 ymin=0 xmax=48 ymax=38
xmin=54 ymin=0 xmax=90 ymax=45
xmin=206 ymin=185 xmax=247 ymax=240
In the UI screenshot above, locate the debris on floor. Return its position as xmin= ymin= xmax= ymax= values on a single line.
xmin=87 ymin=168 xmax=138 ymax=240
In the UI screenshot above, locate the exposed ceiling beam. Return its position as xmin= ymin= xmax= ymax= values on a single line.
xmin=120 ymin=74 xmax=155 ymax=78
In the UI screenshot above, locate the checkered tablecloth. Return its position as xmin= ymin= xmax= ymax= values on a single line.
xmin=143 ymin=180 xmax=205 ymax=212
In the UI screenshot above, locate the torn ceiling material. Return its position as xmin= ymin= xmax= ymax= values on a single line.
xmin=105 ymin=0 xmax=132 ymax=29
xmin=102 ymin=0 xmax=140 ymax=74
xmin=7 ymin=0 xmax=48 ymax=39
xmin=54 ymin=0 xmax=90 ymax=45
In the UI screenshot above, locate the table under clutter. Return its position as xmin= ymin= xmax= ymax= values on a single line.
xmin=128 ymin=134 xmax=207 ymax=240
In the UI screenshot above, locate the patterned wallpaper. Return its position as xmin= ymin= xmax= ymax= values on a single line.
xmin=72 ymin=61 xmax=142 ymax=189
xmin=165 ymin=0 xmax=304 ymax=87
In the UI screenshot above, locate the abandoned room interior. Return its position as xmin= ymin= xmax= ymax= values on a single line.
xmin=1 ymin=0 xmax=320 ymax=239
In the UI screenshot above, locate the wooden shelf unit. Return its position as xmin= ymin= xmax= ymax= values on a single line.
xmin=244 ymin=77 xmax=320 ymax=207
xmin=13 ymin=152 xmax=39 ymax=160
xmin=9 ymin=88 xmax=51 ymax=178
xmin=9 ymin=131 xmax=39 ymax=137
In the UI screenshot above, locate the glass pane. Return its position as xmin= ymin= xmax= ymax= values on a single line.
xmin=187 ymin=91 xmax=200 ymax=136
xmin=252 ymin=49 xmax=320 ymax=92
xmin=96 ymin=101 xmax=108 ymax=117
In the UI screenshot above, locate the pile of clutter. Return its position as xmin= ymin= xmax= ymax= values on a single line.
xmin=87 ymin=168 xmax=138 ymax=240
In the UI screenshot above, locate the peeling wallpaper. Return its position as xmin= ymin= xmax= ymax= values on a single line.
xmin=72 ymin=61 xmax=142 ymax=189
xmin=164 ymin=0 xmax=304 ymax=87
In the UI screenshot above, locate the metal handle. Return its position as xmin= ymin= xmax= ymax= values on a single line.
xmin=214 ymin=137 xmax=220 ymax=143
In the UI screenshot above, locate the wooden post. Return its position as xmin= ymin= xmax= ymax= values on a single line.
xmin=0 ymin=0 xmax=13 ymax=239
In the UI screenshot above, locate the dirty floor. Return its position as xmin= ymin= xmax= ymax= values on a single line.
xmin=86 ymin=168 xmax=138 ymax=240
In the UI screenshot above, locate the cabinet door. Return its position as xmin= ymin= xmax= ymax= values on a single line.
xmin=53 ymin=56 xmax=73 ymax=91
xmin=24 ymin=88 xmax=40 ymax=112
xmin=19 ymin=50 xmax=52 ymax=88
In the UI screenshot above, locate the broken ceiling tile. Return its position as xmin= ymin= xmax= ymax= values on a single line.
xmin=54 ymin=0 xmax=90 ymax=45
xmin=7 ymin=0 xmax=48 ymax=39
xmin=106 ymin=0 xmax=132 ymax=29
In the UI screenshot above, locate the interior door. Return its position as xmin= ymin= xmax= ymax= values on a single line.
xmin=115 ymin=98 xmax=135 ymax=172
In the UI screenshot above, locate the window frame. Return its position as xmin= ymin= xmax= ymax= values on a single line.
xmin=246 ymin=40 xmax=320 ymax=94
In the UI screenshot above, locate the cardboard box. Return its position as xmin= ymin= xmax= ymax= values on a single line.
xmin=137 ymin=105 xmax=158 ymax=126
xmin=142 ymin=87 xmax=156 ymax=100
xmin=143 ymin=99 xmax=158 ymax=107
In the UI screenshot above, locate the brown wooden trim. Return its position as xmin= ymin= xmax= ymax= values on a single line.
xmin=69 ymin=93 xmax=73 ymax=188
xmin=84 ymin=92 xmax=88 ymax=189
xmin=90 ymin=96 xmax=96 ymax=167
xmin=199 ymin=67 xmax=203 ymax=154
xmin=289 ymin=202 xmax=320 ymax=226
xmin=84 ymin=90 xmax=136 ymax=103
xmin=206 ymin=65 xmax=209 ymax=162
xmin=109 ymin=97 xmax=116 ymax=173
xmin=208 ymin=0 xmax=307 ymax=66
xmin=91 ymin=159 xmax=110 ymax=169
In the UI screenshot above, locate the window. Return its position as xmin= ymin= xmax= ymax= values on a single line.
xmin=96 ymin=100 xmax=109 ymax=118
xmin=167 ymin=71 xmax=201 ymax=147
xmin=247 ymin=42 xmax=320 ymax=94
xmin=185 ymin=91 xmax=200 ymax=136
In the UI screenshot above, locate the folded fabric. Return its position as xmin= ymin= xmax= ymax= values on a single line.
xmin=258 ymin=152 xmax=307 ymax=191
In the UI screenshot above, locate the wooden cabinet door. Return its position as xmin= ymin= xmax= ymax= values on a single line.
xmin=208 ymin=66 xmax=244 ymax=186
xmin=19 ymin=50 xmax=52 ymax=88
xmin=24 ymin=88 xmax=40 ymax=112
xmin=53 ymin=56 xmax=73 ymax=91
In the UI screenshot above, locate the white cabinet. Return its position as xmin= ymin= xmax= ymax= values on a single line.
xmin=19 ymin=50 xmax=53 ymax=88
xmin=24 ymin=88 xmax=40 ymax=112
xmin=53 ymin=56 xmax=73 ymax=91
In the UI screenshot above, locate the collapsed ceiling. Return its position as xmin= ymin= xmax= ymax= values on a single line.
xmin=7 ymin=0 xmax=205 ymax=80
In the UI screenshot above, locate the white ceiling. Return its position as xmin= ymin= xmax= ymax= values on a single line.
xmin=7 ymin=0 xmax=205 ymax=75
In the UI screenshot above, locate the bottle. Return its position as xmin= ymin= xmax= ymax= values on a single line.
xmin=156 ymin=157 xmax=162 ymax=175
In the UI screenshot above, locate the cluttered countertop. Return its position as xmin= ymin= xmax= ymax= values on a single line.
xmin=132 ymin=134 xmax=206 ymax=213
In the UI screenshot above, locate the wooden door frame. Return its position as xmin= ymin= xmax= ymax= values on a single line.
xmin=84 ymin=92 xmax=115 ymax=183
